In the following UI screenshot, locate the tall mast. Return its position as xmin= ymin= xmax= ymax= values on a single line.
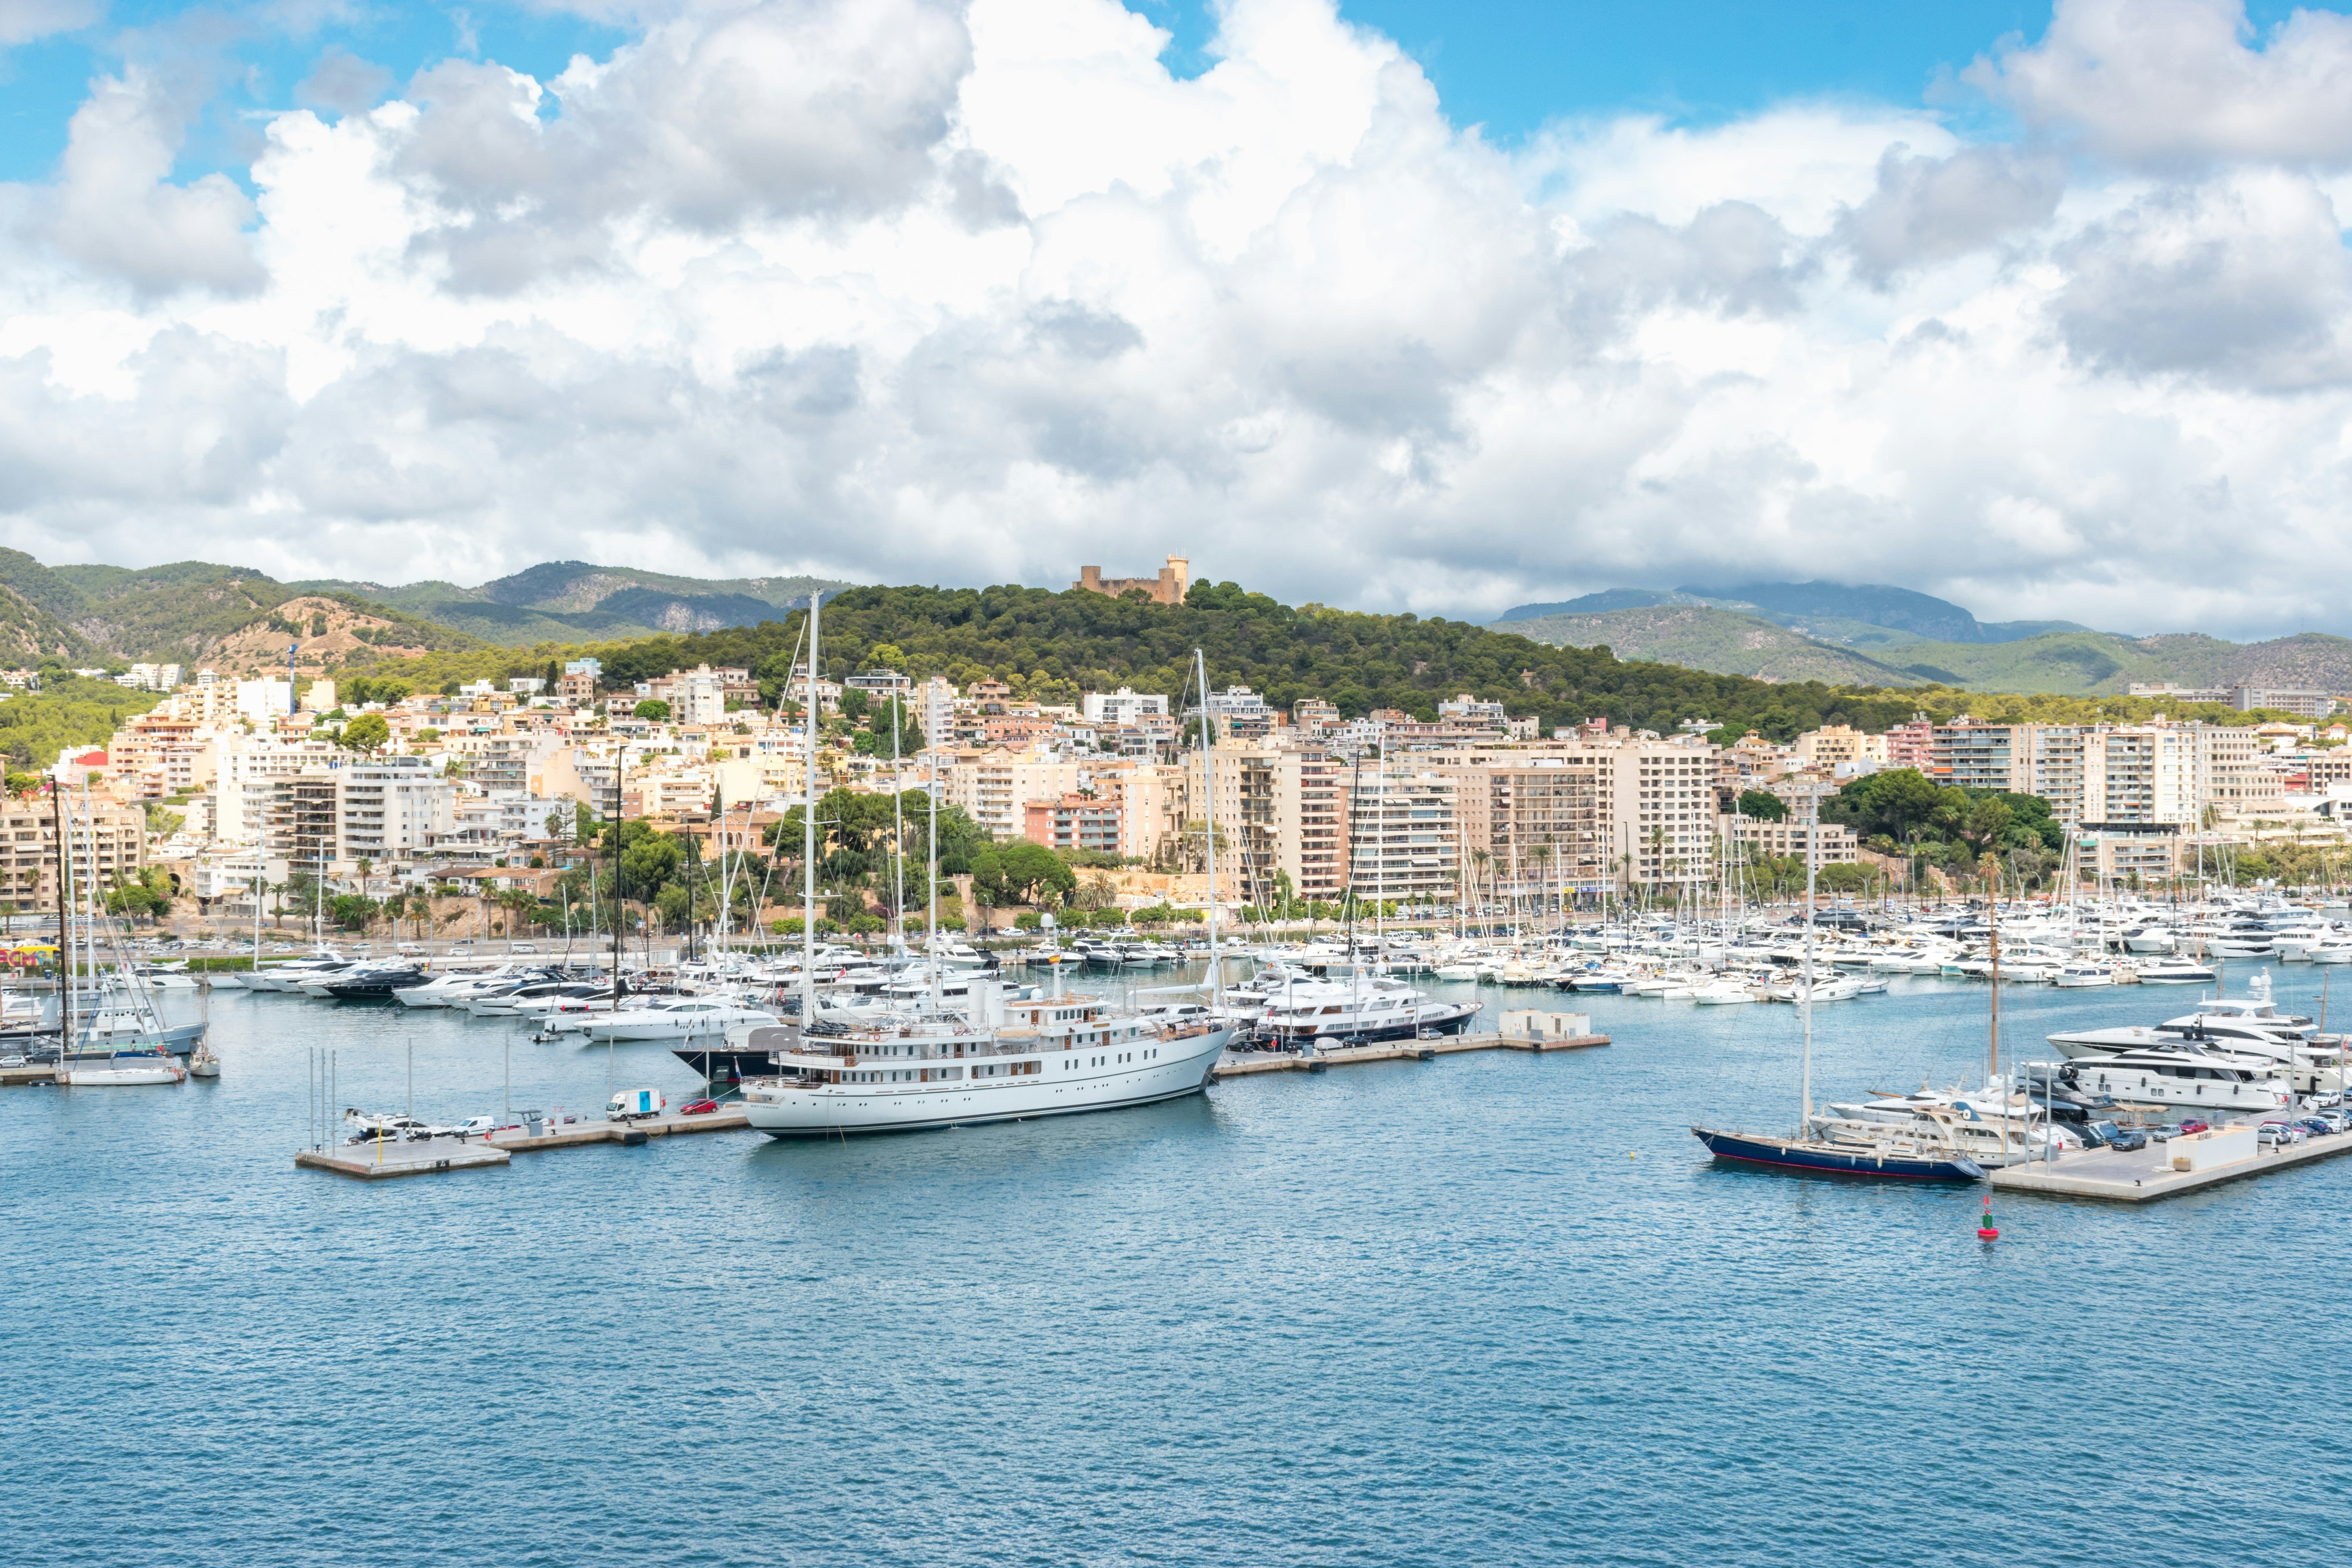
xmin=610 ymin=745 xmax=624 ymax=1007
xmin=926 ymin=680 xmax=941 ymax=1016
xmin=890 ymin=689 xmax=905 ymax=955
xmin=802 ymin=590 xmax=820 ymax=1029
xmin=1195 ymin=649 xmax=1220 ymax=1008
xmin=52 ymin=782 xmax=73 ymax=1052
xmin=1799 ymin=785 xmax=1818 ymax=1137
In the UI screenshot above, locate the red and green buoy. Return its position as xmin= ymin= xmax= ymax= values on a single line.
xmin=1976 ymin=1193 xmax=1999 ymax=1242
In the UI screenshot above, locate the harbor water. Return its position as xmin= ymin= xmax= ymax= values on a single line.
xmin=8 ymin=964 xmax=2352 ymax=1564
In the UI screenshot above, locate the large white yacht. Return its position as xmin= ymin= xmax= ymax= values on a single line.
xmin=738 ymin=985 xmax=1232 ymax=1136
xmin=565 ymin=995 xmax=780 ymax=1042
xmin=2040 ymin=1045 xmax=2291 ymax=1114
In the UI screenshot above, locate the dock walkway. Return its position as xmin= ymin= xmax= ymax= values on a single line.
xmin=1212 ymin=1031 xmax=1607 ymax=1078
xmin=1991 ymin=1126 xmax=2352 ymax=1204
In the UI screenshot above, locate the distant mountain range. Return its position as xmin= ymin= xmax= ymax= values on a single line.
xmin=1488 ymin=581 xmax=2352 ymax=696
xmin=0 ymin=551 xmax=856 ymax=671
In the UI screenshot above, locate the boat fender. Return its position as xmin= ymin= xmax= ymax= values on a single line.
xmin=620 ymin=1129 xmax=649 ymax=1146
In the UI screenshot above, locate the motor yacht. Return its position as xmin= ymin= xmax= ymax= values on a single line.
xmin=565 ymin=995 xmax=781 ymax=1042
xmin=738 ymin=986 xmax=1233 ymax=1136
xmin=2039 ymin=1047 xmax=2291 ymax=1115
xmin=2133 ymin=959 xmax=2218 ymax=985
xmin=2050 ymin=962 xmax=2115 ymax=989
xmin=1255 ymin=974 xmax=1480 ymax=1045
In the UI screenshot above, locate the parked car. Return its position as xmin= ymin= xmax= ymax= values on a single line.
xmin=2084 ymin=1120 xmax=2148 ymax=1152
xmin=452 ymin=1116 xmax=498 ymax=1139
xmin=2312 ymin=1110 xmax=2352 ymax=1135
xmin=0 ymin=1054 xmax=28 ymax=1070
xmin=2149 ymin=1124 xmax=2184 ymax=1143
xmin=681 ymin=1098 xmax=719 ymax=1116
xmin=2177 ymin=1119 xmax=2211 ymax=1136
xmin=2297 ymin=1118 xmax=2333 ymax=1139
xmin=2258 ymin=1122 xmax=2307 ymax=1147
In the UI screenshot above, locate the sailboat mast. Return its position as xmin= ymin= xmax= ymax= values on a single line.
xmin=1799 ymin=785 xmax=1817 ymax=1135
xmin=611 ymin=745 xmax=625 ymax=1007
xmin=926 ymin=686 xmax=941 ymax=1016
xmin=1195 ymin=648 xmax=1221 ymax=1008
xmin=52 ymin=782 xmax=73 ymax=1051
xmin=803 ymin=591 xmax=821 ymax=1029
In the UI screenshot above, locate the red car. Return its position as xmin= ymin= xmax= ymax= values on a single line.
xmin=2177 ymin=1119 xmax=2210 ymax=1136
xmin=681 ymin=1098 xmax=719 ymax=1116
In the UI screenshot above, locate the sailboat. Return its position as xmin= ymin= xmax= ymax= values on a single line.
xmin=1690 ymin=787 xmax=1985 ymax=1182
xmin=52 ymin=783 xmax=189 ymax=1087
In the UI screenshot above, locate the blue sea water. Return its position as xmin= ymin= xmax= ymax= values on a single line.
xmin=7 ymin=965 xmax=2352 ymax=1565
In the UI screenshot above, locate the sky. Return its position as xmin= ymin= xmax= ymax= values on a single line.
xmin=5 ymin=1 xmax=2352 ymax=640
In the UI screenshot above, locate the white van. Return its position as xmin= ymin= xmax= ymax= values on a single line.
xmin=608 ymin=1087 xmax=667 ymax=1121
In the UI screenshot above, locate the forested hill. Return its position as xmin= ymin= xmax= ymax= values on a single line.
xmin=355 ymin=581 xmax=1944 ymax=740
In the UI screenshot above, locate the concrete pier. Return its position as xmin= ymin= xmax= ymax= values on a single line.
xmin=296 ymin=1106 xmax=752 ymax=1178
xmin=1991 ymin=1124 xmax=2352 ymax=1204
xmin=489 ymin=1105 xmax=750 ymax=1149
xmin=296 ymin=1135 xmax=513 ymax=1180
xmin=1211 ymin=1031 xmax=1608 ymax=1079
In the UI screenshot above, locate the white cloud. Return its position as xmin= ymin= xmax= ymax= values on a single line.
xmin=9 ymin=0 xmax=2352 ymax=639
xmin=1972 ymin=0 xmax=2352 ymax=168
xmin=0 ymin=0 xmax=100 ymax=47
xmin=38 ymin=64 xmax=264 ymax=297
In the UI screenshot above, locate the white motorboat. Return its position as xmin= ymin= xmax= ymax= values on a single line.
xmin=2050 ymin=963 xmax=2115 ymax=989
xmin=1690 ymin=978 xmax=1761 ymax=1005
xmin=567 ymin=996 xmax=782 ymax=1042
xmin=2133 ymin=960 xmax=2219 ymax=985
xmin=2039 ymin=1045 xmax=2291 ymax=1115
xmin=1767 ymin=975 xmax=1862 ymax=1004
xmin=1256 ymin=974 xmax=1480 ymax=1044
xmin=740 ymin=986 xmax=1231 ymax=1136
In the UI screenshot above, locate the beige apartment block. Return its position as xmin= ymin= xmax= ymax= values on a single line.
xmin=1442 ymin=756 xmax=1608 ymax=895
xmin=944 ymin=748 xmax=1089 ymax=841
xmin=1430 ymin=737 xmax=1721 ymax=890
xmin=1791 ymin=725 xmax=1885 ymax=768
xmin=1183 ymin=745 xmax=1351 ymax=904
xmin=0 ymin=799 xmax=147 ymax=911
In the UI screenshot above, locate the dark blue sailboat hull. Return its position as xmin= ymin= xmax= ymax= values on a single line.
xmin=1692 ymin=1126 xmax=1985 ymax=1182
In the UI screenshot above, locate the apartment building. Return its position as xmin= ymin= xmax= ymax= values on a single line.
xmin=1182 ymin=746 xmax=1350 ymax=904
xmin=1724 ymin=816 xmax=1860 ymax=866
xmin=1023 ymin=794 xmax=1122 ymax=855
xmin=213 ymin=737 xmax=340 ymax=845
xmin=1882 ymin=716 xmax=1934 ymax=771
xmin=1082 ymin=688 xmax=1170 ymax=726
xmin=0 ymin=799 xmax=146 ymax=910
xmin=944 ymin=749 xmax=1090 ymax=841
xmin=1428 ymin=736 xmax=1721 ymax=891
xmin=1089 ymin=763 xmax=1191 ymax=865
xmin=1441 ymin=756 xmax=1607 ymax=894
xmin=1345 ymin=768 xmax=1459 ymax=905
xmin=1792 ymin=725 xmax=1885 ymax=769
xmin=335 ymin=759 xmax=458 ymax=864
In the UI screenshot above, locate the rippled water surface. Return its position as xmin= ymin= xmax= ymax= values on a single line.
xmin=7 ymin=963 xmax=2351 ymax=1565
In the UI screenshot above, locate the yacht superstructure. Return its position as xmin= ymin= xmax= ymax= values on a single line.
xmin=739 ymin=987 xmax=1231 ymax=1135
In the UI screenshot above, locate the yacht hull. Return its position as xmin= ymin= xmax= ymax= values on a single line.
xmin=1691 ymin=1126 xmax=1986 ymax=1181
xmin=744 ymin=1031 xmax=1231 ymax=1137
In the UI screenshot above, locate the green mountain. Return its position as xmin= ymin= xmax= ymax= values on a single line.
xmin=1488 ymin=605 xmax=1924 ymax=687
xmin=1496 ymin=581 xmax=2089 ymax=648
xmin=342 ymin=579 xmax=1953 ymax=743
xmin=291 ymin=561 xmax=857 ymax=645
